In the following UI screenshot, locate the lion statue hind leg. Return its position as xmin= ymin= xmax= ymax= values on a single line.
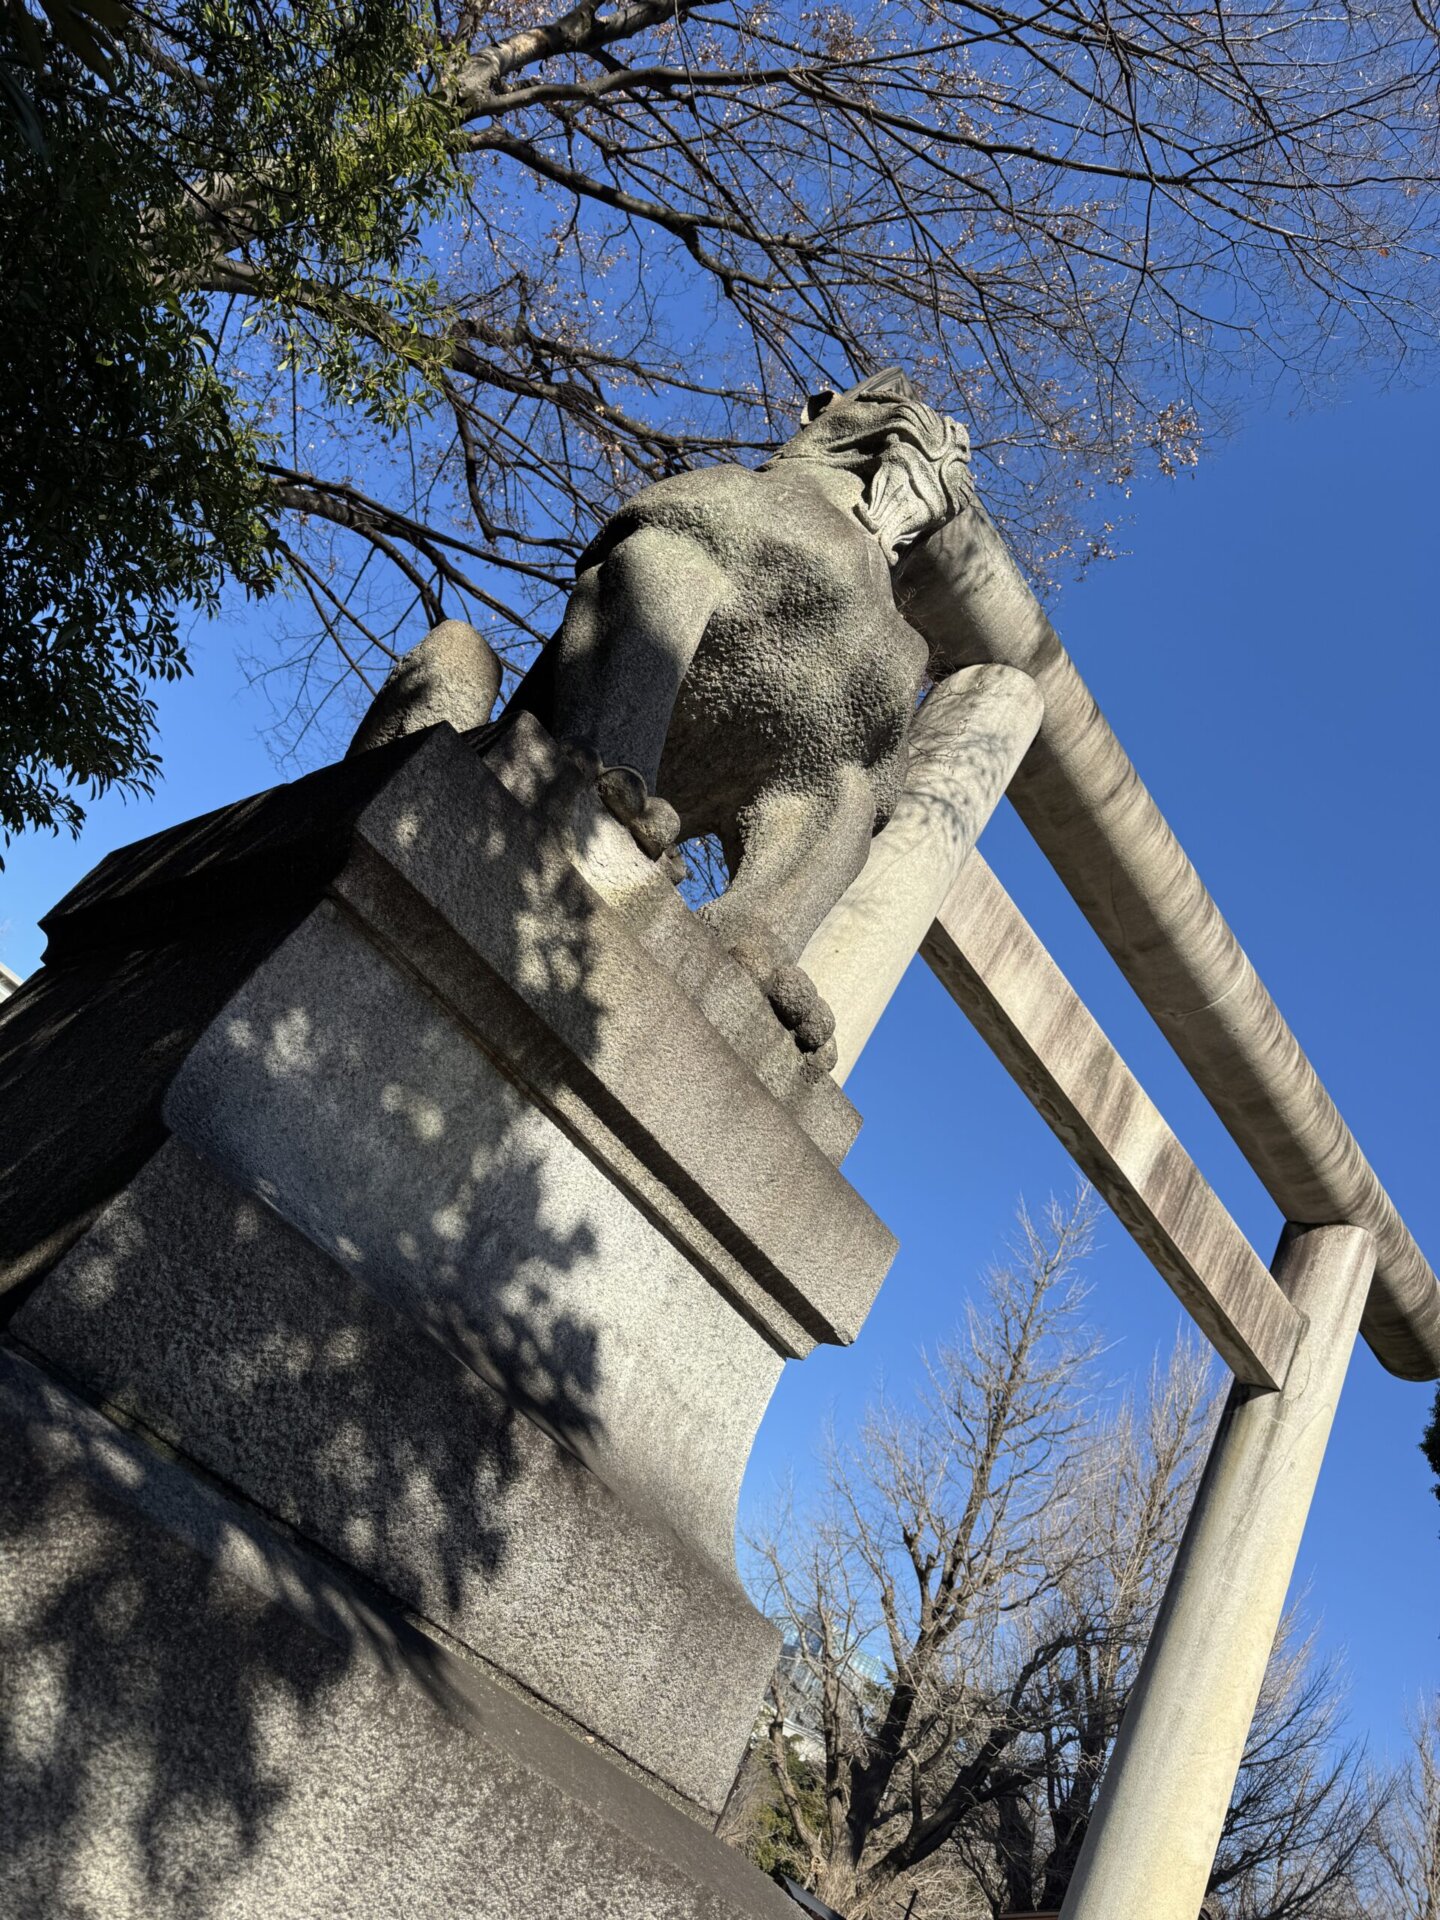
xmin=700 ymin=766 xmax=881 ymax=1073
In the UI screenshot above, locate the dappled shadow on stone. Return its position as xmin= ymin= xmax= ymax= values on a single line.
xmin=0 ymin=726 xmax=627 ymax=1906
xmin=1 ymin=718 xmax=801 ymax=1908
xmin=0 ymin=929 xmax=290 ymax=1317
xmin=1 ymin=1344 xmax=797 ymax=1919
xmin=0 ymin=730 xmax=443 ymax=1316
xmin=1 ymin=1353 xmax=359 ymax=1915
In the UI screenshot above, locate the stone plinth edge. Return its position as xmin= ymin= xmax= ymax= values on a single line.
xmin=0 ymin=1347 xmax=800 ymax=1919
xmin=165 ymin=723 xmax=896 ymax=1358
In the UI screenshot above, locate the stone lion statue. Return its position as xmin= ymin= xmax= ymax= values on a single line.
xmin=508 ymin=368 xmax=973 ymax=1067
xmin=351 ymin=369 xmax=973 ymax=1070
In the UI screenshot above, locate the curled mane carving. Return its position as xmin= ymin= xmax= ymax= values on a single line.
xmin=763 ymin=367 xmax=973 ymax=562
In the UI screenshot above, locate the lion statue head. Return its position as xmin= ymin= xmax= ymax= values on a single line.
xmin=764 ymin=367 xmax=974 ymax=564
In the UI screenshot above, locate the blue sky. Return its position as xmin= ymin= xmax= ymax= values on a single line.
xmin=3 ymin=378 xmax=1437 ymax=1760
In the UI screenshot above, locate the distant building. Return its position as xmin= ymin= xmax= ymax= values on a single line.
xmin=0 ymin=964 xmax=20 ymax=1005
xmin=773 ymin=1624 xmax=887 ymax=1764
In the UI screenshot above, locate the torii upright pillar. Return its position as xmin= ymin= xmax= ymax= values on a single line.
xmin=1059 ymin=1220 xmax=1376 ymax=1920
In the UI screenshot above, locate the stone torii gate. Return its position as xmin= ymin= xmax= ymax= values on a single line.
xmin=1 ymin=378 xmax=1429 ymax=1920
xmin=804 ymin=499 xmax=1438 ymax=1920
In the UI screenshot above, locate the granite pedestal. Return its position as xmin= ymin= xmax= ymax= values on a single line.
xmin=0 ymin=717 xmax=897 ymax=1912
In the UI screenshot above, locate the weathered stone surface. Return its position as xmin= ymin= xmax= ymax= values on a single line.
xmin=347 ymin=618 xmax=503 ymax=758
xmin=0 ymin=1348 xmax=798 ymax=1919
xmin=37 ymin=728 xmax=432 ymax=965
xmin=800 ymin=662 xmax=1042 ymax=1081
xmin=4 ymin=706 xmax=873 ymax=1315
xmin=1060 ymin=1225 xmax=1375 ymax=1920
xmin=166 ymin=726 xmax=896 ymax=1365
xmin=14 ymin=1138 xmax=777 ymax=1813
xmin=162 ymin=882 xmax=831 ymax=1501
xmin=0 ymin=730 xmax=439 ymax=1307
xmin=926 ymin=852 xmax=1301 ymax=1392
xmin=3 ymin=704 xmax=898 ymax=1848
xmin=482 ymin=713 xmax=862 ymax=1165
xmin=506 ymin=369 xmax=975 ymax=1045
xmin=157 ymin=885 xmax=804 ymax=1549
xmin=0 ymin=925 xmax=290 ymax=1309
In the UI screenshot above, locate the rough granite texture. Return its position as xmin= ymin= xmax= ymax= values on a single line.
xmin=160 ymin=730 xmax=895 ymax=1371
xmin=480 ymin=715 xmax=862 ymax=1166
xmin=161 ymin=896 xmax=798 ymax=1559
xmin=0 ymin=730 xmax=435 ymax=1306
xmin=5 ymin=708 xmax=878 ymax=1312
xmin=0 ymin=924 xmax=290 ymax=1309
xmin=347 ymin=619 xmax=503 ymax=758
xmin=13 ymin=1137 xmax=781 ymax=1814
xmin=505 ymin=369 xmax=975 ymax=995
xmin=0 ymin=1348 xmax=799 ymax=1920
xmin=2 ymin=708 xmax=899 ymax=1870
xmin=37 ymin=729 xmax=431 ymax=964
xmin=323 ymin=725 xmax=897 ymax=1352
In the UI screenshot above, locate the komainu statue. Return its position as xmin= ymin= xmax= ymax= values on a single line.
xmin=507 ymin=368 xmax=974 ymax=1067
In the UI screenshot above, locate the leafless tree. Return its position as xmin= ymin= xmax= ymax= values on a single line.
xmin=1202 ymin=1624 xmax=1380 ymax=1919
xmin=745 ymin=1196 xmax=1383 ymax=1918
xmin=970 ymin=1600 xmax=1380 ymax=1918
xmin=959 ymin=1334 xmax=1216 ymax=1912
xmin=746 ymin=1190 xmax=1103 ymax=1915
xmin=1371 ymin=1696 xmax=1440 ymax=1920
xmin=160 ymin=0 xmax=1440 ymax=753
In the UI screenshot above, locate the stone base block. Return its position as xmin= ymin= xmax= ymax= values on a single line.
xmin=2 ymin=714 xmax=900 ymax=1841
xmin=12 ymin=1137 xmax=776 ymax=1816
xmin=0 ymin=1348 xmax=796 ymax=1920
